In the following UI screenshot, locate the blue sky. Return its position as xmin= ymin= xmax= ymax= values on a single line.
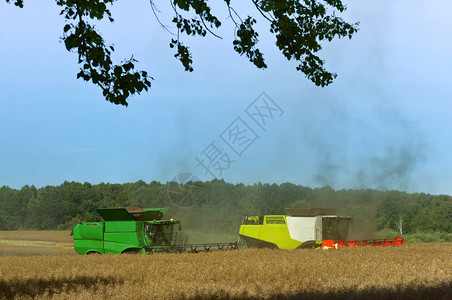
xmin=1 ymin=1 xmax=451 ymax=195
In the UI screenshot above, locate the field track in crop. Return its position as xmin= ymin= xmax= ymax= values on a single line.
xmin=0 ymin=231 xmax=74 ymax=257
xmin=0 ymin=231 xmax=72 ymax=243
xmin=0 ymin=238 xmax=451 ymax=299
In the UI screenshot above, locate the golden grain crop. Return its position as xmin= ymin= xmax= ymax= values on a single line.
xmin=0 ymin=243 xmax=451 ymax=299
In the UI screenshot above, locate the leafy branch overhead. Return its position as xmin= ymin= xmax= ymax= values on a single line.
xmin=6 ymin=0 xmax=358 ymax=106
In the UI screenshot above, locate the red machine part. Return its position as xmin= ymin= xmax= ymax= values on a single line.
xmin=322 ymin=237 xmax=405 ymax=249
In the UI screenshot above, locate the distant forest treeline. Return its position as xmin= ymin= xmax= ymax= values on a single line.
xmin=0 ymin=180 xmax=451 ymax=238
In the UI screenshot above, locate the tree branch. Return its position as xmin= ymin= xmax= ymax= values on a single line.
xmin=150 ymin=0 xmax=175 ymax=35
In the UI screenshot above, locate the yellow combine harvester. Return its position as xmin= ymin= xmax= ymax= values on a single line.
xmin=239 ymin=208 xmax=404 ymax=249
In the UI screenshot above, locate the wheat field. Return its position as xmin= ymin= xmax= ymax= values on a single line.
xmin=0 ymin=242 xmax=451 ymax=299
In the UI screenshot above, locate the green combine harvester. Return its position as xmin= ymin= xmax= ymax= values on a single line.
xmin=72 ymin=206 xmax=237 ymax=254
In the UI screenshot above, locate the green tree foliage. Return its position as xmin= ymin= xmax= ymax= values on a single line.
xmin=5 ymin=0 xmax=358 ymax=106
xmin=0 ymin=181 xmax=451 ymax=237
xmin=376 ymin=196 xmax=402 ymax=231
xmin=0 ymin=185 xmax=36 ymax=230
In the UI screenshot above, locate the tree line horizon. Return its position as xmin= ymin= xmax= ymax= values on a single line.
xmin=0 ymin=180 xmax=450 ymax=240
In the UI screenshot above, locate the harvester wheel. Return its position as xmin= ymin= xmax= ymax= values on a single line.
xmin=297 ymin=241 xmax=317 ymax=249
xmin=121 ymin=249 xmax=141 ymax=255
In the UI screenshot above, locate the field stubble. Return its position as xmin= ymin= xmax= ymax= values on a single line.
xmin=0 ymin=243 xmax=451 ymax=299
